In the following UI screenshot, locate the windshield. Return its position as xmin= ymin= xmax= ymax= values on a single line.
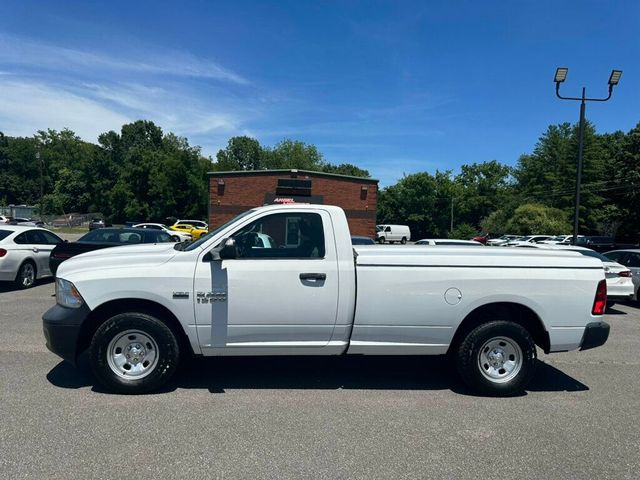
xmin=182 ymin=209 xmax=256 ymax=251
xmin=376 ymin=225 xmax=383 ymax=232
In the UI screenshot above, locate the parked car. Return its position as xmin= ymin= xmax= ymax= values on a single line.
xmin=351 ymin=235 xmax=375 ymax=245
xmin=49 ymin=227 xmax=175 ymax=275
xmin=504 ymin=235 xmax=552 ymax=247
xmin=44 ymin=204 xmax=609 ymax=396
xmin=0 ymin=225 xmax=64 ymax=288
xmin=375 ymin=224 xmax=411 ymax=244
xmin=603 ymin=249 xmax=640 ymax=302
xmin=133 ymin=223 xmax=192 ymax=242
xmin=471 ymin=233 xmax=489 ymax=244
xmin=539 ymin=235 xmax=585 ymax=245
xmin=486 ymin=235 xmax=520 ymax=246
xmin=88 ymin=219 xmax=108 ymax=230
xmin=170 ymin=223 xmax=208 ymax=240
xmin=174 ymin=219 xmax=208 ymax=230
xmin=516 ymin=244 xmax=634 ymax=306
xmin=415 ymin=239 xmax=483 ymax=246
xmin=576 ymin=236 xmax=638 ymax=253
xmin=0 ymin=215 xmax=13 ymax=224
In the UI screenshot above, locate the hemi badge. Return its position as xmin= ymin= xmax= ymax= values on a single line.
xmin=172 ymin=292 xmax=190 ymax=299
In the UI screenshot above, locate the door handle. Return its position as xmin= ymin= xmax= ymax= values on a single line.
xmin=299 ymin=273 xmax=326 ymax=281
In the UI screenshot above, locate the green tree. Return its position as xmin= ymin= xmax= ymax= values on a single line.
xmin=266 ymin=139 xmax=325 ymax=170
xmin=321 ymin=162 xmax=369 ymax=177
xmin=215 ymin=136 xmax=265 ymax=171
xmin=506 ymin=203 xmax=571 ymax=235
xmin=453 ymin=160 xmax=514 ymax=229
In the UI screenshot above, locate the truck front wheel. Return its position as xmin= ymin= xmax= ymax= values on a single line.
xmin=89 ymin=312 xmax=180 ymax=394
xmin=455 ymin=321 xmax=536 ymax=396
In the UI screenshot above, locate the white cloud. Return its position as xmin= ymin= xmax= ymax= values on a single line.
xmin=0 ymin=78 xmax=254 ymax=157
xmin=81 ymin=82 xmax=244 ymax=136
xmin=0 ymin=79 xmax=131 ymax=140
xmin=0 ymin=34 xmax=248 ymax=85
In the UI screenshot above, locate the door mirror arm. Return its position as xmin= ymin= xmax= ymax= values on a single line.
xmin=203 ymin=237 xmax=238 ymax=262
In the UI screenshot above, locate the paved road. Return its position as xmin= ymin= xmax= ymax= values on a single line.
xmin=1 ymin=280 xmax=639 ymax=479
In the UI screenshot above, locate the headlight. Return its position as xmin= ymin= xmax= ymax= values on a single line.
xmin=55 ymin=278 xmax=84 ymax=309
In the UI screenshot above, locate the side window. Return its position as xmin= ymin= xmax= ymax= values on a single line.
xmin=604 ymin=252 xmax=625 ymax=263
xmin=119 ymin=232 xmax=142 ymax=243
xmin=40 ymin=231 xmax=62 ymax=245
xmin=156 ymin=232 xmax=173 ymax=243
xmin=13 ymin=232 xmax=28 ymax=244
xmin=626 ymin=253 xmax=640 ymax=268
xmin=231 ymin=212 xmax=325 ymax=259
xmin=385 ymin=226 xmax=391 ymax=232
xmin=26 ymin=230 xmax=48 ymax=244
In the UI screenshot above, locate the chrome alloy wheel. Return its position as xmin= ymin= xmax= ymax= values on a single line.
xmin=20 ymin=263 xmax=36 ymax=287
xmin=478 ymin=336 xmax=523 ymax=383
xmin=106 ymin=330 xmax=159 ymax=379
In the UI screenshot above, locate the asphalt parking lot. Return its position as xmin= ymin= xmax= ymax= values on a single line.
xmin=1 ymin=280 xmax=639 ymax=479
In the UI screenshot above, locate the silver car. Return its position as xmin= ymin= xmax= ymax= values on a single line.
xmin=603 ymin=249 xmax=640 ymax=302
xmin=0 ymin=225 xmax=64 ymax=288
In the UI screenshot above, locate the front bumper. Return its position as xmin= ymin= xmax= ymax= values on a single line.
xmin=42 ymin=303 xmax=91 ymax=365
xmin=580 ymin=321 xmax=610 ymax=351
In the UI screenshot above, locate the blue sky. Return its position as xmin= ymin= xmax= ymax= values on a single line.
xmin=1 ymin=1 xmax=638 ymax=186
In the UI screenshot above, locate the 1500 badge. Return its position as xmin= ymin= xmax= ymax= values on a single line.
xmin=196 ymin=291 xmax=227 ymax=303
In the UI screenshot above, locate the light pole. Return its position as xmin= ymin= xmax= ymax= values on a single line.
xmin=36 ymin=150 xmax=43 ymax=216
xmin=554 ymin=67 xmax=622 ymax=245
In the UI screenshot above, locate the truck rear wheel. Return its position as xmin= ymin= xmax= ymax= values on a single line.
xmin=89 ymin=312 xmax=180 ymax=394
xmin=455 ymin=321 xmax=536 ymax=396
xmin=401 ymin=237 xmax=407 ymax=244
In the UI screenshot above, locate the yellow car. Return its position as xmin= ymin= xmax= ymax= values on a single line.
xmin=170 ymin=223 xmax=208 ymax=240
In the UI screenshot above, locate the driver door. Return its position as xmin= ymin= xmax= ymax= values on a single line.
xmin=193 ymin=209 xmax=340 ymax=353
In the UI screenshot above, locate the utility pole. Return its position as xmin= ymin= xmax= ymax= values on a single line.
xmin=450 ymin=197 xmax=454 ymax=233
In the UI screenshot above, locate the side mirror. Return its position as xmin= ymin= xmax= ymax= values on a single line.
xmin=219 ymin=237 xmax=238 ymax=259
xmin=205 ymin=237 xmax=238 ymax=262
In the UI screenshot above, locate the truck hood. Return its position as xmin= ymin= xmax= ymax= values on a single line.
xmin=57 ymin=243 xmax=179 ymax=278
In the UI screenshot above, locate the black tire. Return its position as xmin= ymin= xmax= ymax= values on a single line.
xmin=455 ymin=321 xmax=536 ymax=396
xmin=89 ymin=312 xmax=180 ymax=394
xmin=378 ymin=237 xmax=385 ymax=244
xmin=401 ymin=237 xmax=407 ymax=244
xmin=15 ymin=261 xmax=36 ymax=289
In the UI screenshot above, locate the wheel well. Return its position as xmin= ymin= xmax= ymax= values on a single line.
xmin=76 ymin=299 xmax=194 ymax=358
xmin=447 ymin=302 xmax=550 ymax=355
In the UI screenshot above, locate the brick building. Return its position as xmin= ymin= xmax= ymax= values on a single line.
xmin=208 ymin=169 xmax=378 ymax=237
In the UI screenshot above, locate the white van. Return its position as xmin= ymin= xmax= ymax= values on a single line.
xmin=376 ymin=224 xmax=411 ymax=244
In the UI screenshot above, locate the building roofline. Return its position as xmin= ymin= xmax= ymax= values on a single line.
xmin=207 ymin=169 xmax=378 ymax=184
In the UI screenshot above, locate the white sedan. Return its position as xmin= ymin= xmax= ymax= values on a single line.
xmin=415 ymin=239 xmax=483 ymax=246
xmin=132 ymin=223 xmax=192 ymax=242
xmin=0 ymin=225 xmax=64 ymax=288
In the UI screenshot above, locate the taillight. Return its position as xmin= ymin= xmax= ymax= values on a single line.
xmin=618 ymin=271 xmax=632 ymax=277
xmin=0 ymin=248 xmax=6 ymax=257
xmin=592 ymin=279 xmax=607 ymax=315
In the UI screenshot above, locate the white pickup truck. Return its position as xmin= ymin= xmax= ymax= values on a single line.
xmin=43 ymin=204 xmax=610 ymax=396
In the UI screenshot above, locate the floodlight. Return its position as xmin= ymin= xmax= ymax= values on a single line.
xmin=608 ymin=70 xmax=622 ymax=86
xmin=554 ymin=67 xmax=568 ymax=83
